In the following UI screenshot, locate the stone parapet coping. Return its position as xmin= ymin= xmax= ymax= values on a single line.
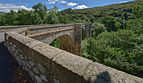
xmin=4 ymin=31 xmax=143 ymax=83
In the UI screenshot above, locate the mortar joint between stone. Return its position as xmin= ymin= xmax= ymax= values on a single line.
xmin=52 ymin=50 xmax=64 ymax=60
xmin=82 ymin=62 xmax=93 ymax=76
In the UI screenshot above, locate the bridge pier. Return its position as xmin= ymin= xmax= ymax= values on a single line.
xmin=59 ymin=24 xmax=82 ymax=56
xmin=73 ymin=24 xmax=82 ymax=56
xmin=85 ymin=23 xmax=92 ymax=38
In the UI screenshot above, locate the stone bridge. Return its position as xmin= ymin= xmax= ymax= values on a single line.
xmin=0 ymin=24 xmax=92 ymax=56
xmin=1 ymin=24 xmax=143 ymax=83
xmin=28 ymin=24 xmax=90 ymax=56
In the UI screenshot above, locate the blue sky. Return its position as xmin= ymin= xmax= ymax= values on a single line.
xmin=0 ymin=0 xmax=134 ymax=12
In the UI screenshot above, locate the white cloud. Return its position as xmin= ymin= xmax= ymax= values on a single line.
xmin=67 ymin=2 xmax=78 ymax=6
xmin=75 ymin=5 xmax=88 ymax=9
xmin=120 ymin=1 xmax=128 ymax=3
xmin=47 ymin=1 xmax=56 ymax=4
xmin=0 ymin=3 xmax=32 ymax=12
xmin=47 ymin=0 xmax=59 ymax=4
xmin=48 ymin=0 xmax=59 ymax=1
xmin=60 ymin=1 xmax=67 ymax=4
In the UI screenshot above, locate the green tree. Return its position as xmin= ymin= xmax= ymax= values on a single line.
xmin=82 ymin=30 xmax=143 ymax=78
xmin=4 ymin=10 xmax=18 ymax=25
xmin=0 ymin=15 xmax=6 ymax=26
xmin=127 ymin=18 xmax=143 ymax=34
xmin=32 ymin=3 xmax=43 ymax=12
xmin=32 ymin=3 xmax=48 ymax=21
xmin=30 ymin=12 xmax=43 ymax=24
xmin=127 ymin=0 xmax=143 ymax=34
xmin=92 ymin=22 xmax=106 ymax=37
xmin=133 ymin=1 xmax=143 ymax=18
xmin=58 ymin=13 xmax=68 ymax=24
xmin=46 ymin=12 xmax=59 ymax=24
xmin=101 ymin=16 xmax=118 ymax=31
xmin=17 ymin=9 xmax=31 ymax=25
xmin=43 ymin=5 xmax=48 ymax=12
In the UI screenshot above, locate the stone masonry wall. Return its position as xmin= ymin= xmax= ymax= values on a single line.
xmin=4 ymin=31 xmax=143 ymax=83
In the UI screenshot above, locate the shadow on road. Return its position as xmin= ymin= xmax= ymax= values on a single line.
xmin=0 ymin=41 xmax=14 ymax=83
xmin=0 ymin=41 xmax=34 ymax=83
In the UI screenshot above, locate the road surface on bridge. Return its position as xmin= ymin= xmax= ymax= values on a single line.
xmin=0 ymin=32 xmax=33 ymax=83
xmin=0 ymin=32 xmax=15 ymax=83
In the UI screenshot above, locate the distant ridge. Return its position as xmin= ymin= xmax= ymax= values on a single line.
xmin=0 ymin=12 xmax=6 ymax=15
xmin=74 ymin=1 xmax=136 ymax=11
xmin=61 ymin=1 xmax=137 ymax=21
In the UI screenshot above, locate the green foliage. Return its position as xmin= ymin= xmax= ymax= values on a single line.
xmin=25 ymin=29 xmax=30 ymax=36
xmin=50 ymin=38 xmax=60 ymax=48
xmin=17 ymin=9 xmax=43 ymax=25
xmin=127 ymin=18 xmax=143 ymax=34
xmin=0 ymin=15 xmax=6 ymax=26
xmin=133 ymin=1 xmax=143 ymax=18
xmin=60 ymin=1 xmax=136 ymax=23
xmin=46 ymin=12 xmax=59 ymax=24
xmin=32 ymin=3 xmax=43 ymax=12
xmin=101 ymin=16 xmax=126 ymax=31
xmin=0 ymin=3 xmax=61 ymax=26
xmin=0 ymin=1 xmax=137 ymax=26
xmin=58 ymin=13 xmax=68 ymax=24
xmin=92 ymin=22 xmax=106 ymax=37
xmin=0 ymin=12 xmax=5 ymax=15
xmin=4 ymin=10 xmax=19 ymax=25
xmin=127 ymin=0 xmax=143 ymax=35
xmin=82 ymin=30 xmax=143 ymax=78
xmin=82 ymin=0 xmax=143 ymax=78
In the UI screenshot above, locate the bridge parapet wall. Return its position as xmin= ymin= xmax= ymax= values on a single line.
xmin=4 ymin=31 xmax=143 ymax=83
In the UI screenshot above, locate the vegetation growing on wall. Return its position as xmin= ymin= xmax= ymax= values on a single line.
xmin=24 ymin=29 xmax=30 ymax=36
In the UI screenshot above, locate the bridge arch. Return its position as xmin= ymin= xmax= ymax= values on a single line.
xmin=29 ymin=24 xmax=85 ymax=56
xmin=50 ymin=34 xmax=76 ymax=55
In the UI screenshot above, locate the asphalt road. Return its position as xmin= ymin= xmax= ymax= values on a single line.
xmin=0 ymin=32 xmax=15 ymax=83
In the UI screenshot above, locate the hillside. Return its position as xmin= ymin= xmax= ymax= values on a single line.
xmin=0 ymin=12 xmax=5 ymax=15
xmin=61 ymin=1 xmax=137 ymax=22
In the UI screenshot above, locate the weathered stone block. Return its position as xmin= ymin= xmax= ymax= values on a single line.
xmin=35 ymin=75 xmax=42 ymax=83
xmin=28 ymin=69 xmax=35 ymax=77
xmin=53 ymin=78 xmax=60 ymax=83
xmin=37 ymin=63 xmax=45 ymax=74
xmin=32 ymin=43 xmax=63 ymax=74
xmin=52 ymin=51 xmax=92 ymax=83
xmin=33 ymin=67 xmax=39 ymax=74
xmin=19 ymin=54 xmax=24 ymax=59
xmin=6 ymin=32 xmax=35 ymax=45
xmin=29 ymin=61 xmax=34 ymax=67
xmin=83 ymin=62 xmax=143 ymax=83
xmin=21 ymin=60 xmax=26 ymax=66
xmin=13 ymin=49 xmax=18 ymax=57
xmin=40 ymin=75 xmax=48 ymax=82
xmin=25 ymin=61 xmax=32 ymax=69
xmin=15 ymin=56 xmax=20 ymax=62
